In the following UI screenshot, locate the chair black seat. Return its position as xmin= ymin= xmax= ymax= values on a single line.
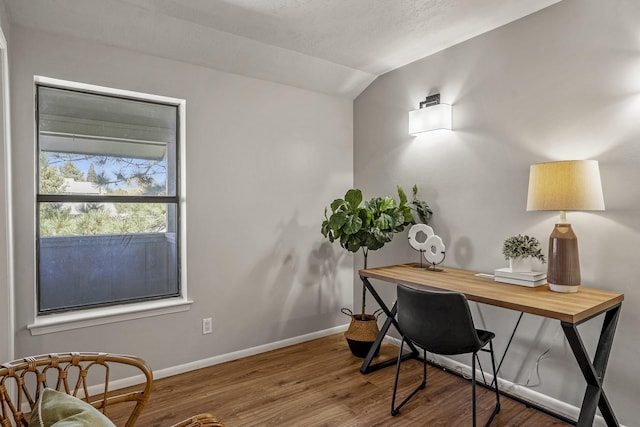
xmin=391 ymin=284 xmax=501 ymax=426
xmin=477 ymin=330 xmax=495 ymax=347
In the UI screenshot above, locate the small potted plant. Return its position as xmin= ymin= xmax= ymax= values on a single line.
xmin=502 ymin=234 xmax=546 ymax=272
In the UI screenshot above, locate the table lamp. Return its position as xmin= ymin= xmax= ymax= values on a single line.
xmin=526 ymin=160 xmax=605 ymax=292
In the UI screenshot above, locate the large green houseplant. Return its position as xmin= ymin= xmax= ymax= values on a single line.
xmin=321 ymin=185 xmax=431 ymax=356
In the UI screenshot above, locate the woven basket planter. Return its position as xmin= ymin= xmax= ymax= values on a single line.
xmin=342 ymin=309 xmax=381 ymax=358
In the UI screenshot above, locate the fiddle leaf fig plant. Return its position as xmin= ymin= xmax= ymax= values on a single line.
xmin=321 ymin=185 xmax=431 ymax=315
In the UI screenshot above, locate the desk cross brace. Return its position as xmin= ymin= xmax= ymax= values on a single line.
xmin=561 ymin=303 xmax=621 ymax=427
xmin=359 ymin=277 xmax=419 ymax=374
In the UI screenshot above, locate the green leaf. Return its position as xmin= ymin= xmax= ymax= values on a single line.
xmin=375 ymin=228 xmax=394 ymax=242
xmin=413 ymin=199 xmax=433 ymax=224
xmin=340 ymin=233 xmax=349 ymax=245
xmin=343 ymin=215 xmax=363 ymax=235
xmin=346 ymin=237 xmax=362 ymax=252
xmin=328 ymin=212 xmax=348 ymax=230
xmin=380 ymin=196 xmax=396 ymax=212
xmin=365 ymin=197 xmax=380 ymax=212
xmin=321 ymin=220 xmax=329 ymax=237
xmin=393 ymin=211 xmax=406 ymax=229
xmin=330 ymin=198 xmax=348 ymax=212
xmin=374 ymin=213 xmax=394 ymax=230
xmin=358 ymin=208 xmax=373 ymax=227
xmin=344 ymin=189 xmax=363 ymax=210
xmin=401 ymin=206 xmax=413 ymax=224
xmin=397 ymin=185 xmax=408 ymax=206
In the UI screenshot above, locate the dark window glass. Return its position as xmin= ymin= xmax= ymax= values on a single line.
xmin=36 ymin=85 xmax=180 ymax=313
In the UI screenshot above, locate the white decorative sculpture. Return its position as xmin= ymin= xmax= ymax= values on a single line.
xmin=408 ymin=224 xmax=446 ymax=271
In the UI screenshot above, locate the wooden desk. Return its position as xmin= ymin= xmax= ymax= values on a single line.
xmin=359 ymin=264 xmax=624 ymax=427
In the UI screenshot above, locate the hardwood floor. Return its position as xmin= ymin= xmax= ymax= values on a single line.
xmin=110 ymin=334 xmax=571 ymax=426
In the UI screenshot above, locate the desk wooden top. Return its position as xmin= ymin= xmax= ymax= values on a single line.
xmin=360 ymin=264 xmax=624 ymax=324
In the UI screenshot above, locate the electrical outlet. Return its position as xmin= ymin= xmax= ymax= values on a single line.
xmin=202 ymin=317 xmax=213 ymax=334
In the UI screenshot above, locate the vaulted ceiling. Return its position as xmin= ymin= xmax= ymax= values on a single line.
xmin=5 ymin=0 xmax=562 ymax=98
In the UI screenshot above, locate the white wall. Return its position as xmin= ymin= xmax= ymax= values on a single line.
xmin=9 ymin=25 xmax=353 ymax=372
xmin=0 ymin=0 xmax=11 ymax=364
xmin=354 ymin=0 xmax=640 ymax=424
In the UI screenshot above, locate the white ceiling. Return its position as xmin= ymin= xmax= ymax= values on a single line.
xmin=5 ymin=0 xmax=562 ymax=98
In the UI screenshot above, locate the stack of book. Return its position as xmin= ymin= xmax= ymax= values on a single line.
xmin=494 ymin=268 xmax=547 ymax=287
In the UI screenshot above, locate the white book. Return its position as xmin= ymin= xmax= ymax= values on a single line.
xmin=494 ymin=275 xmax=547 ymax=287
xmin=494 ymin=267 xmax=546 ymax=281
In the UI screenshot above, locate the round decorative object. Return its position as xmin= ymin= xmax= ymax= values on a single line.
xmin=408 ymin=224 xmax=434 ymax=251
xmin=424 ymin=235 xmax=446 ymax=265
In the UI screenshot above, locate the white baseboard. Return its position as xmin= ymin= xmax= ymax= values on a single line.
xmin=385 ymin=336 xmax=624 ymax=427
xmin=153 ymin=323 xmax=349 ymax=380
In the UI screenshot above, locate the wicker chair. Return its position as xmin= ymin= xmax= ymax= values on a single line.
xmin=0 ymin=352 xmax=224 ymax=427
xmin=171 ymin=413 xmax=225 ymax=427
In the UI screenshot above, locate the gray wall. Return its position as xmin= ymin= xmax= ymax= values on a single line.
xmin=10 ymin=25 xmax=353 ymax=370
xmin=354 ymin=0 xmax=639 ymax=424
xmin=0 ymin=0 xmax=10 ymax=363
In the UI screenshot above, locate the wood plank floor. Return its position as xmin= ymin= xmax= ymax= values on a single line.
xmin=110 ymin=334 xmax=571 ymax=426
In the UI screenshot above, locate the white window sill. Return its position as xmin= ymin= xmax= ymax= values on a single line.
xmin=27 ymin=298 xmax=193 ymax=336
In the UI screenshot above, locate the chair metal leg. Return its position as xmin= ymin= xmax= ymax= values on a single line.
xmin=391 ymin=339 xmax=427 ymax=416
xmin=472 ymin=352 xmax=477 ymax=427
xmin=475 ymin=342 xmax=501 ymax=427
xmin=490 ymin=341 xmax=500 ymax=409
xmin=485 ymin=340 xmax=501 ymax=427
xmin=475 ymin=352 xmax=487 ymax=385
xmin=390 ymin=337 xmax=405 ymax=416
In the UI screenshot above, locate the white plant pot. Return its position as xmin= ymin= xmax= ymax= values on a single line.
xmin=508 ymin=257 xmax=532 ymax=273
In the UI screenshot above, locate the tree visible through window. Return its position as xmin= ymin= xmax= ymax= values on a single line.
xmin=36 ymin=83 xmax=182 ymax=313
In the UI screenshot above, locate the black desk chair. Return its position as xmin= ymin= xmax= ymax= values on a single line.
xmin=391 ymin=284 xmax=501 ymax=426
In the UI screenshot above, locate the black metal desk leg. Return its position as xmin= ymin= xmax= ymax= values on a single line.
xmin=561 ymin=304 xmax=621 ymax=427
xmin=359 ymin=276 xmax=419 ymax=374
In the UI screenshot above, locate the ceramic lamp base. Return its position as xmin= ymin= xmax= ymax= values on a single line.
xmin=548 ymin=282 xmax=580 ymax=293
xmin=547 ymin=223 xmax=581 ymax=292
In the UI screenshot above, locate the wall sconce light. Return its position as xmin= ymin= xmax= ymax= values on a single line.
xmin=408 ymin=94 xmax=452 ymax=135
xmin=526 ymin=160 xmax=605 ymax=292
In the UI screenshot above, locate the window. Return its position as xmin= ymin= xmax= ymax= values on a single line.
xmin=36 ymin=79 xmax=184 ymax=314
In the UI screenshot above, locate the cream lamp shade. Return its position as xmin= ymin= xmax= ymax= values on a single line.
xmin=527 ymin=160 xmax=605 ymax=213
xmin=526 ymin=160 xmax=605 ymax=293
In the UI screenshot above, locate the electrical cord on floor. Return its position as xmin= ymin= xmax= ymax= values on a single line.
xmin=516 ymin=326 xmax=563 ymax=388
xmin=428 ymin=325 xmax=563 ymax=388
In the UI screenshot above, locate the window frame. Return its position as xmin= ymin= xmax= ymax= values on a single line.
xmin=29 ymin=76 xmax=190 ymax=334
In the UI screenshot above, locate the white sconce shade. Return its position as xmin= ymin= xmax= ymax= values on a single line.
xmin=408 ymin=94 xmax=452 ymax=135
